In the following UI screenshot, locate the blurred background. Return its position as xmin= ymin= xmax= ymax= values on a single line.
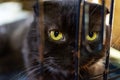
xmin=0 ymin=0 xmax=34 ymax=80
xmin=0 ymin=0 xmax=120 ymax=80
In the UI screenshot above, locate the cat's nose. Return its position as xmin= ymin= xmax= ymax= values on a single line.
xmin=68 ymin=41 xmax=76 ymax=50
xmin=69 ymin=42 xmax=75 ymax=48
xmin=68 ymin=42 xmax=78 ymax=53
xmin=68 ymin=39 xmax=75 ymax=45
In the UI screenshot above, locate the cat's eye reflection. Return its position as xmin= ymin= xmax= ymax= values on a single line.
xmin=86 ymin=32 xmax=98 ymax=41
xmin=49 ymin=30 xmax=64 ymax=41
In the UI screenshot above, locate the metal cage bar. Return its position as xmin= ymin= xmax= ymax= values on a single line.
xmin=104 ymin=0 xmax=114 ymax=80
xmin=75 ymin=0 xmax=82 ymax=80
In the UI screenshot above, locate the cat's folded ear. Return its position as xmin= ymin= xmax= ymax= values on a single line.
xmin=43 ymin=1 xmax=109 ymax=16
xmin=88 ymin=2 xmax=109 ymax=16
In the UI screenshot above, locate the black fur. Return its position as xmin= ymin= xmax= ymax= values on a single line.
xmin=22 ymin=0 xmax=109 ymax=80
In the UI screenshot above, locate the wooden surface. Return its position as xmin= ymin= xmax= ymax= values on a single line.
xmin=111 ymin=0 xmax=120 ymax=50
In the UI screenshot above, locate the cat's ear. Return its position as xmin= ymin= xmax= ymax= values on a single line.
xmin=105 ymin=7 xmax=109 ymax=14
xmin=88 ymin=2 xmax=109 ymax=16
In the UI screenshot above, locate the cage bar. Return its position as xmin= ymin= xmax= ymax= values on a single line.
xmin=104 ymin=0 xmax=114 ymax=80
xmin=75 ymin=0 xmax=82 ymax=80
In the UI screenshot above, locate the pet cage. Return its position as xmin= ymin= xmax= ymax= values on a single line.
xmin=28 ymin=0 xmax=120 ymax=80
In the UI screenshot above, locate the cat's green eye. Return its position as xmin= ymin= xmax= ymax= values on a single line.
xmin=86 ymin=32 xmax=98 ymax=41
xmin=49 ymin=30 xmax=63 ymax=41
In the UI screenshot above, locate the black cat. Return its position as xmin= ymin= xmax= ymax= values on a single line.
xmin=22 ymin=0 xmax=109 ymax=80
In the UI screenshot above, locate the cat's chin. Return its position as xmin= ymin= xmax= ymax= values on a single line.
xmin=35 ymin=66 xmax=75 ymax=80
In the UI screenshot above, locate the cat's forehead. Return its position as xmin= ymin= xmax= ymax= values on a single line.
xmin=43 ymin=1 xmax=105 ymax=18
xmin=43 ymin=1 xmax=107 ymax=31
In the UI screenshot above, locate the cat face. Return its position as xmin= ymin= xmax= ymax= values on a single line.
xmin=25 ymin=0 xmax=108 ymax=80
xmin=44 ymin=0 xmax=106 ymax=68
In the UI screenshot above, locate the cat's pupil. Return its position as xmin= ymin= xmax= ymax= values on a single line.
xmin=89 ymin=32 xmax=94 ymax=37
xmin=54 ymin=31 xmax=59 ymax=37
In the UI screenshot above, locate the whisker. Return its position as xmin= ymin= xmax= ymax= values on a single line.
xmin=108 ymin=74 xmax=120 ymax=80
xmin=26 ymin=64 xmax=52 ymax=80
xmin=89 ymin=67 xmax=120 ymax=80
xmin=10 ymin=71 xmax=27 ymax=80
xmin=11 ymin=64 xmax=42 ymax=80
xmin=26 ymin=67 xmax=41 ymax=80
xmin=89 ymin=73 xmax=103 ymax=80
xmin=109 ymin=67 xmax=120 ymax=74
